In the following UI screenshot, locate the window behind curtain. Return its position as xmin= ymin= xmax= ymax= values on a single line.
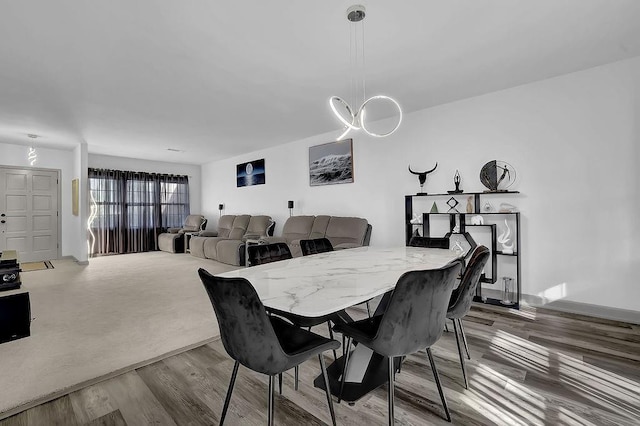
xmin=88 ymin=169 xmax=190 ymax=256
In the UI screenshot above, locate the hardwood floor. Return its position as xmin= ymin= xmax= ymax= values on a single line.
xmin=2 ymin=305 xmax=639 ymax=425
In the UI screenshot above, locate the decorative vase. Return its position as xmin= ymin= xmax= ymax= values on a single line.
xmin=500 ymin=277 xmax=515 ymax=305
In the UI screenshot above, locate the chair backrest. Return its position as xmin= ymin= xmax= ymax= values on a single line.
xmin=247 ymin=242 xmax=292 ymax=266
xmin=217 ymin=215 xmax=237 ymax=238
xmin=182 ymin=215 xmax=206 ymax=232
xmin=324 ymin=217 xmax=369 ymax=246
xmin=229 ymin=215 xmax=251 ymax=239
xmin=198 ymin=269 xmax=289 ymax=375
xmin=243 ymin=216 xmax=274 ymax=240
xmin=448 ymin=245 xmax=490 ymax=318
xmin=281 ymin=216 xmax=316 ymax=243
xmin=300 ymin=238 xmax=334 ymax=256
xmin=309 ymin=216 xmax=331 ymax=239
xmin=408 ymin=236 xmax=450 ymax=249
xmin=369 ymin=262 xmax=461 ymax=357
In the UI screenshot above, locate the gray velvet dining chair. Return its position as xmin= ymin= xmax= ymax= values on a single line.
xmin=247 ymin=242 xmax=340 ymax=389
xmin=198 ymin=269 xmax=340 ymax=426
xmin=299 ymin=238 xmax=334 ymax=255
xmin=447 ymin=245 xmax=490 ymax=389
xmin=408 ymin=235 xmax=451 ymax=249
xmin=333 ymin=261 xmax=462 ymax=424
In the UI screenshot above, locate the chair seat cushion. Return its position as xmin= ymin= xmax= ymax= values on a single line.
xmin=268 ymin=307 xmax=340 ymax=328
xmin=270 ymin=316 xmax=340 ymax=363
xmin=332 ymin=315 xmax=383 ymax=346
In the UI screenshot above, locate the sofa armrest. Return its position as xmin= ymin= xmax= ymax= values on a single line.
xmin=259 ymin=236 xmax=287 ymax=244
xmin=334 ymin=243 xmax=362 ymax=250
xmin=198 ymin=230 xmax=219 ymax=237
xmin=167 ymin=227 xmax=181 ymax=234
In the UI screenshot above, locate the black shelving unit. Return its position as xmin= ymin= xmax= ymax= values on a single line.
xmin=405 ymin=191 xmax=521 ymax=309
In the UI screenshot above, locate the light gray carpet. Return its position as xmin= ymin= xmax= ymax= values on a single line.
xmin=0 ymin=252 xmax=237 ymax=418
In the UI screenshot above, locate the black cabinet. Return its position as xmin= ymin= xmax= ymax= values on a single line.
xmin=405 ymin=191 xmax=522 ymax=309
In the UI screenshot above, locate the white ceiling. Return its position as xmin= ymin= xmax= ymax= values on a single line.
xmin=1 ymin=1 xmax=640 ymax=164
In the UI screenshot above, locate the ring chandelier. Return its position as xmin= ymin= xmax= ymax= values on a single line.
xmin=329 ymin=5 xmax=402 ymax=140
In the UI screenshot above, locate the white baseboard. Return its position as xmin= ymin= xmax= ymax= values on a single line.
xmin=522 ymin=293 xmax=640 ymax=325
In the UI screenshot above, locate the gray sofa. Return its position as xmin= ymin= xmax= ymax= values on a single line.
xmin=189 ymin=215 xmax=275 ymax=265
xmin=157 ymin=214 xmax=207 ymax=253
xmin=264 ymin=215 xmax=371 ymax=257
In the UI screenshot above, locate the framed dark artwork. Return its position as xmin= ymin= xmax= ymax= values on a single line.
xmin=309 ymin=139 xmax=354 ymax=186
xmin=237 ymin=159 xmax=265 ymax=187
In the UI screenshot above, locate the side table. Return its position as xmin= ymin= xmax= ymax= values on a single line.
xmin=184 ymin=232 xmax=198 ymax=254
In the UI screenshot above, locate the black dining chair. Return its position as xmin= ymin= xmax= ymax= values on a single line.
xmin=447 ymin=245 xmax=490 ymax=389
xmin=247 ymin=242 xmax=340 ymax=388
xmin=334 ymin=262 xmax=462 ymax=424
xmin=408 ymin=235 xmax=451 ymax=249
xmin=247 ymin=242 xmax=292 ymax=266
xmin=300 ymin=238 xmax=334 ymax=255
xmin=198 ymin=269 xmax=340 ymax=426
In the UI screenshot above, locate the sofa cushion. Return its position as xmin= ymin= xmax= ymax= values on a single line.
xmin=281 ymin=216 xmax=315 ymax=243
xmin=217 ymin=215 xmax=236 ymax=238
xmin=243 ymin=216 xmax=272 ymax=240
xmin=203 ymin=237 xmax=226 ymax=259
xmin=189 ymin=236 xmax=208 ymax=258
xmin=229 ymin=215 xmax=251 ymax=239
xmin=325 ymin=217 xmax=369 ymax=247
xmin=216 ymin=239 xmax=245 ymax=266
xmin=309 ymin=215 xmax=330 ymax=239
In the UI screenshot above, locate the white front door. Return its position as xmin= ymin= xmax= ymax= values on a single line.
xmin=0 ymin=167 xmax=59 ymax=262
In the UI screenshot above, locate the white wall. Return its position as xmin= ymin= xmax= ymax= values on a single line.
xmin=89 ymin=154 xmax=202 ymax=214
xmin=0 ymin=142 xmax=77 ymax=259
xmin=0 ymin=145 xmax=202 ymax=262
xmin=201 ymin=56 xmax=640 ymax=313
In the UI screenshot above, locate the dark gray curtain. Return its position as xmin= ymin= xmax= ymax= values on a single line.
xmin=88 ymin=168 xmax=190 ymax=256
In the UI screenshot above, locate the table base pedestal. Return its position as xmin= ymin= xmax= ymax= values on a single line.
xmin=313 ymin=350 xmax=402 ymax=403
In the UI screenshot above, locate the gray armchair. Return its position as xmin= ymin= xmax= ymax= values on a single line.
xmin=158 ymin=214 xmax=207 ymax=253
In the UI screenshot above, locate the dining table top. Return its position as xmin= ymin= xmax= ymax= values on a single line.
xmin=215 ymin=246 xmax=461 ymax=318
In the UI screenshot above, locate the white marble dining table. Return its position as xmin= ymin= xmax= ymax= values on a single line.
xmin=216 ymin=246 xmax=461 ymax=317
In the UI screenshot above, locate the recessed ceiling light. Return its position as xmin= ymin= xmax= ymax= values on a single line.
xmin=27 ymin=134 xmax=39 ymax=139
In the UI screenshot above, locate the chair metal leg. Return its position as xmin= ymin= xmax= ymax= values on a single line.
xmin=295 ymin=366 xmax=299 ymax=390
xmin=366 ymin=301 xmax=372 ymax=317
xmin=278 ymin=373 xmax=283 ymax=395
xmin=388 ymin=356 xmax=395 ymax=426
xmin=327 ymin=321 xmax=338 ymax=360
xmin=338 ymin=337 xmax=352 ymax=403
xmin=220 ymin=360 xmax=239 ymax=426
xmin=426 ymin=348 xmax=451 ymax=422
xmin=458 ymin=318 xmax=471 ymax=360
xmin=268 ymin=375 xmax=275 ymax=426
xmin=319 ymin=354 xmax=337 ymax=426
xmin=452 ymin=318 xmax=468 ymax=389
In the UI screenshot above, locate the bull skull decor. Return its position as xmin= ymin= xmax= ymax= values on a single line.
xmin=408 ymin=163 xmax=438 ymax=194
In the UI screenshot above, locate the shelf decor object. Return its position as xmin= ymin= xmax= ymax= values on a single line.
xmin=329 ymin=5 xmax=402 ymax=140
xmin=480 ymin=160 xmax=516 ymax=192
xmin=500 ymin=277 xmax=516 ymax=306
xmin=497 ymin=219 xmax=514 ymax=254
xmin=408 ymin=162 xmax=438 ymax=195
xmin=448 ymin=169 xmax=463 ymax=194
xmin=446 ymin=197 xmax=460 ymax=213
